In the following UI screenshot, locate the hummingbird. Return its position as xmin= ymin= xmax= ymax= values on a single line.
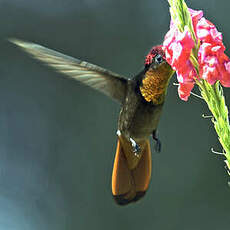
xmin=9 ymin=39 xmax=174 ymax=205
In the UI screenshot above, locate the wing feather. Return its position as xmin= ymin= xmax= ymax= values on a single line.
xmin=9 ymin=38 xmax=127 ymax=103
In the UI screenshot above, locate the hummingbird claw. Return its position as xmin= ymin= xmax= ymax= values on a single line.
xmin=130 ymin=137 xmax=141 ymax=156
xmin=152 ymin=130 xmax=161 ymax=152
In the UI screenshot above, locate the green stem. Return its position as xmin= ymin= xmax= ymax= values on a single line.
xmin=199 ymin=80 xmax=230 ymax=170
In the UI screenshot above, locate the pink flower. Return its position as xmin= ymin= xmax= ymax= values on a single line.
xmin=196 ymin=18 xmax=223 ymax=44
xmin=170 ymin=8 xmax=203 ymax=32
xmin=219 ymin=54 xmax=230 ymax=87
xmin=200 ymin=63 xmax=219 ymax=85
xmin=163 ymin=8 xmax=230 ymax=100
xmin=163 ymin=26 xmax=195 ymax=71
xmin=188 ymin=8 xmax=203 ymax=35
xmin=222 ymin=63 xmax=230 ymax=87
xmin=178 ymin=82 xmax=195 ymax=101
xmin=176 ymin=60 xmax=197 ymax=83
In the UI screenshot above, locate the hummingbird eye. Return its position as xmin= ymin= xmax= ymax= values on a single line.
xmin=155 ymin=54 xmax=164 ymax=65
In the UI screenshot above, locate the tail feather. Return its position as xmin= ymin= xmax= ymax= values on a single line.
xmin=133 ymin=141 xmax=151 ymax=192
xmin=112 ymin=138 xmax=152 ymax=205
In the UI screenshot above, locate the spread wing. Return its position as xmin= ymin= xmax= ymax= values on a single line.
xmin=9 ymin=38 xmax=128 ymax=103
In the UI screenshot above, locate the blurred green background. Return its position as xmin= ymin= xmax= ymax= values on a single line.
xmin=0 ymin=0 xmax=230 ymax=229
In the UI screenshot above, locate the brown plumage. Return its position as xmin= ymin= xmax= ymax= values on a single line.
xmin=112 ymin=137 xmax=151 ymax=204
xmin=9 ymin=39 xmax=174 ymax=205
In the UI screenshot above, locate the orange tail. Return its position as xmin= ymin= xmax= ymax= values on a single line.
xmin=112 ymin=138 xmax=151 ymax=205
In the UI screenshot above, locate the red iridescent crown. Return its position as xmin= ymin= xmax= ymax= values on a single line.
xmin=145 ymin=45 xmax=165 ymax=65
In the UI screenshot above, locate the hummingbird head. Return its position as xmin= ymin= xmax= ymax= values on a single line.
xmin=139 ymin=45 xmax=174 ymax=104
xmin=144 ymin=45 xmax=170 ymax=72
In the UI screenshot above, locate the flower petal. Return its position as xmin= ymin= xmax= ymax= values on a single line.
xmin=178 ymin=82 xmax=195 ymax=101
xmin=201 ymin=64 xmax=219 ymax=85
xmin=220 ymin=61 xmax=230 ymax=87
xmin=163 ymin=27 xmax=194 ymax=70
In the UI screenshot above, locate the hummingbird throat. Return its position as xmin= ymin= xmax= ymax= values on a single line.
xmin=140 ymin=68 xmax=172 ymax=104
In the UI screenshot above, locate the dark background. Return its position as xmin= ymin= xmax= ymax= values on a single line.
xmin=0 ymin=0 xmax=230 ymax=229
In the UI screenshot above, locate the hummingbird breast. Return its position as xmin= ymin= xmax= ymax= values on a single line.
xmin=118 ymin=79 xmax=164 ymax=141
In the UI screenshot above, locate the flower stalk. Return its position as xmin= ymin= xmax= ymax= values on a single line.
xmin=199 ymin=80 xmax=230 ymax=169
xmin=167 ymin=0 xmax=230 ymax=175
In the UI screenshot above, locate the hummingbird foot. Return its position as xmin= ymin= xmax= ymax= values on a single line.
xmin=152 ymin=130 xmax=161 ymax=152
xmin=129 ymin=137 xmax=141 ymax=156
